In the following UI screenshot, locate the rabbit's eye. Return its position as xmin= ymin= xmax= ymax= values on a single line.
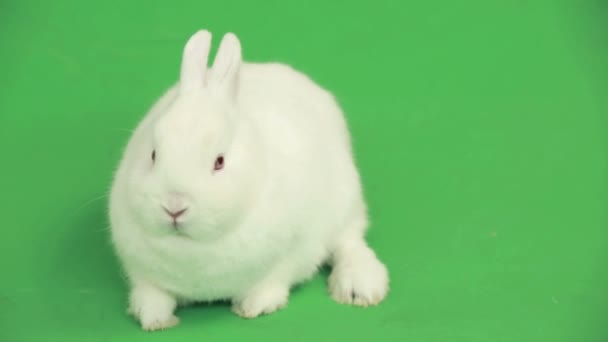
xmin=214 ymin=155 xmax=224 ymax=171
xmin=151 ymin=150 xmax=156 ymax=163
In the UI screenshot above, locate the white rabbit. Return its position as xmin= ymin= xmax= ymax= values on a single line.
xmin=109 ymin=30 xmax=389 ymax=331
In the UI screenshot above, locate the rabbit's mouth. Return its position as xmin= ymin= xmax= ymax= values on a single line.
xmin=166 ymin=219 xmax=195 ymax=239
xmin=169 ymin=218 xmax=189 ymax=233
xmin=173 ymin=228 xmax=192 ymax=239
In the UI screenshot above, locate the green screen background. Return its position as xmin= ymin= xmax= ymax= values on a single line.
xmin=1 ymin=0 xmax=607 ymax=341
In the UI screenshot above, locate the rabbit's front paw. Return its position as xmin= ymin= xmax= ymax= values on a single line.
xmin=128 ymin=283 xmax=179 ymax=331
xmin=232 ymin=284 xmax=289 ymax=319
xmin=329 ymin=249 xmax=389 ymax=307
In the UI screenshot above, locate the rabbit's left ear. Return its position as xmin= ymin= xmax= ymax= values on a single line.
xmin=208 ymin=32 xmax=242 ymax=99
xmin=180 ymin=30 xmax=212 ymax=92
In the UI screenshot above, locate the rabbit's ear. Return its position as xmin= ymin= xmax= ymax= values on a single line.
xmin=208 ymin=32 xmax=241 ymax=99
xmin=179 ymin=30 xmax=212 ymax=92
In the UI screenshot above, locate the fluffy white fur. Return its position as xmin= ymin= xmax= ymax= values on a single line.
xmin=109 ymin=30 xmax=389 ymax=331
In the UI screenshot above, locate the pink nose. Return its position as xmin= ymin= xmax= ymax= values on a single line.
xmin=164 ymin=207 xmax=187 ymax=219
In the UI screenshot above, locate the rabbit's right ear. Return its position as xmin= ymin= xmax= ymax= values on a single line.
xmin=180 ymin=30 xmax=212 ymax=92
xmin=208 ymin=33 xmax=242 ymax=99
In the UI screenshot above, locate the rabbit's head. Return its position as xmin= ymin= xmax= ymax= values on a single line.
xmin=127 ymin=31 xmax=262 ymax=241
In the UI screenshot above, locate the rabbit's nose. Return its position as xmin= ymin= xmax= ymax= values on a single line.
xmin=164 ymin=207 xmax=187 ymax=219
xmin=163 ymin=192 xmax=189 ymax=221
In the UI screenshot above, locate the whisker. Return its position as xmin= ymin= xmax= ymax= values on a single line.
xmin=71 ymin=193 xmax=110 ymax=216
xmin=112 ymin=127 xmax=134 ymax=134
xmin=96 ymin=225 xmax=112 ymax=233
